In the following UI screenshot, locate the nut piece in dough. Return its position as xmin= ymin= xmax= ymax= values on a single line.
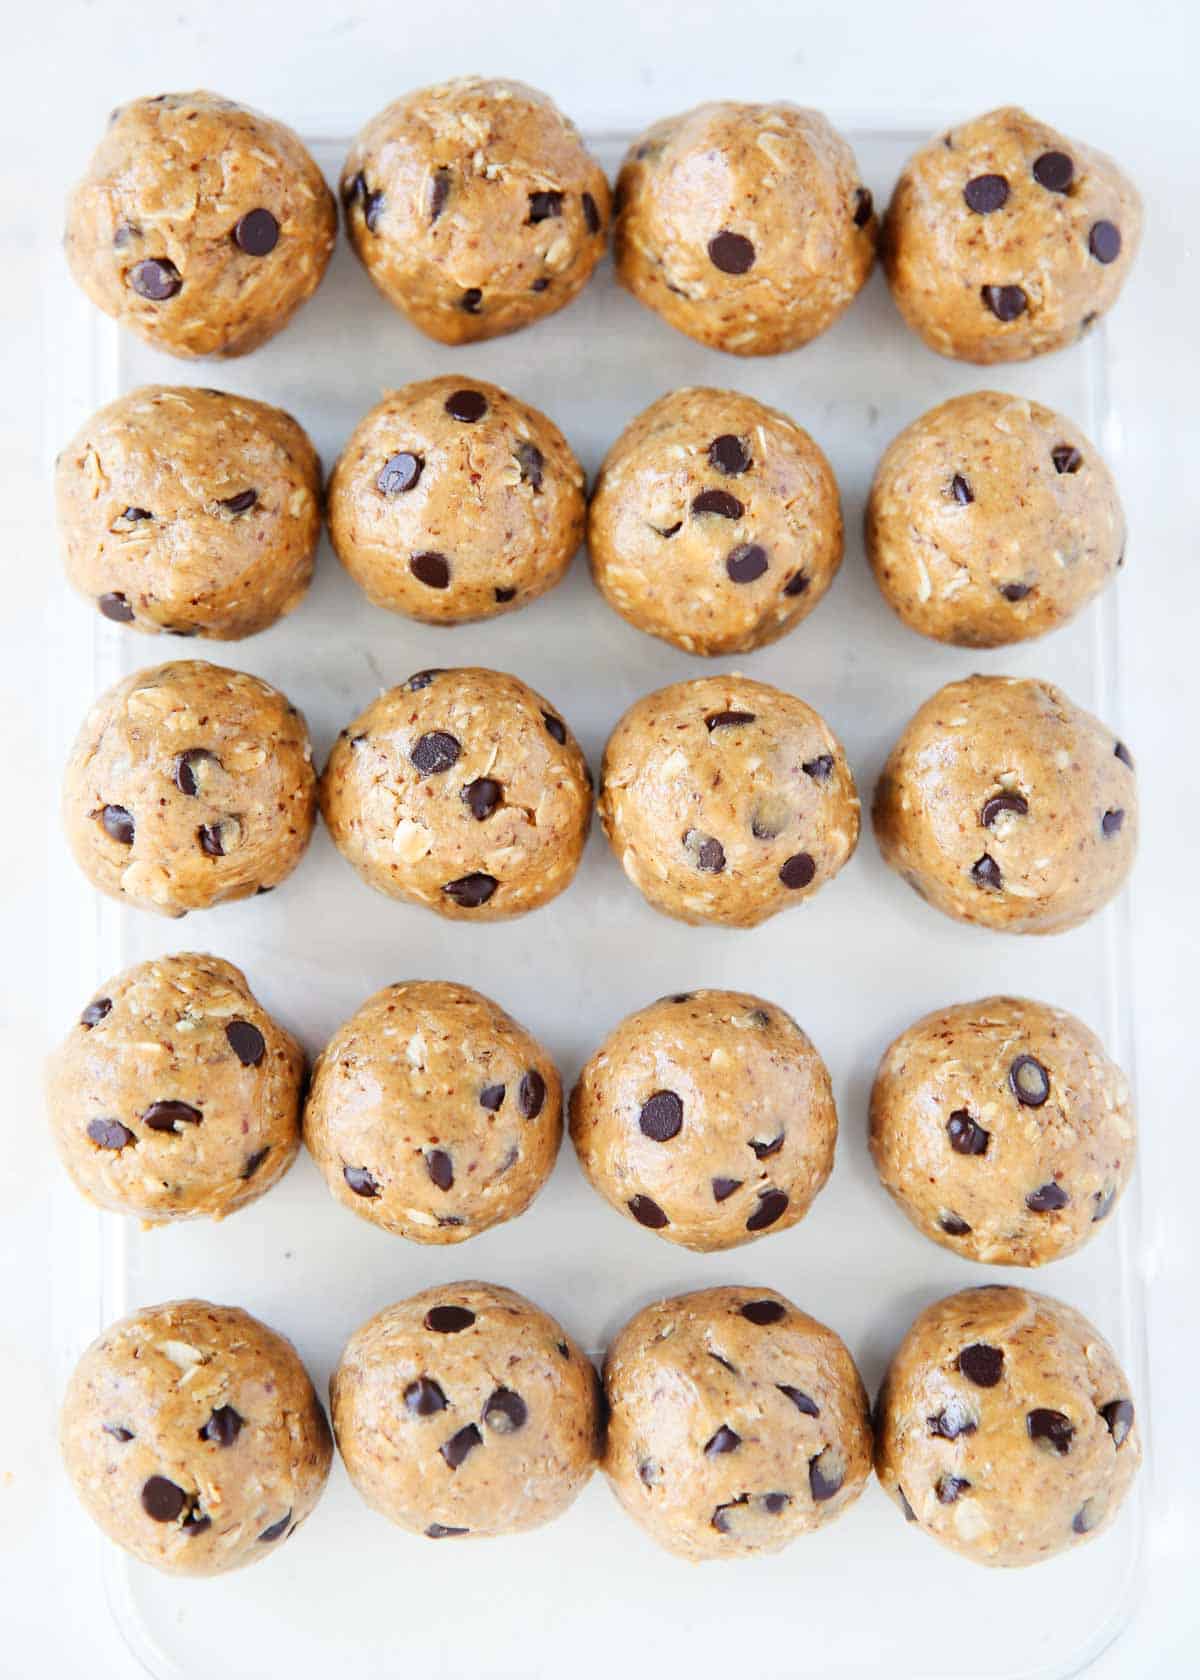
xmin=60 ymin=1299 xmax=332 ymax=1575
xmin=56 ymin=386 xmax=322 ymax=639
xmin=62 ymin=660 xmax=317 ymax=917
xmin=65 ymin=92 xmax=336 ymax=359
xmin=320 ymin=666 xmax=592 ymax=921
xmin=588 ymin=387 xmax=843 ymax=655
xmin=875 ymin=1285 xmax=1141 ymax=1567
xmin=869 ymin=996 xmax=1134 ymax=1265
xmin=600 ymin=675 xmax=859 ymax=928
xmin=341 ymin=77 xmax=609 ymax=344
xmin=47 ymin=953 xmax=304 ymax=1223
xmin=603 ymin=1286 xmax=871 ymax=1561
xmin=328 ymin=376 xmax=585 ymax=623
xmin=866 ymin=391 xmax=1125 ymax=646
xmin=873 ymin=675 xmax=1136 ymax=935
xmin=884 ymin=107 xmax=1142 ymax=364
xmin=330 ymin=1282 xmax=598 ymax=1539
xmin=570 ymin=990 xmax=836 ymax=1250
xmin=614 ymin=102 xmax=875 ymax=355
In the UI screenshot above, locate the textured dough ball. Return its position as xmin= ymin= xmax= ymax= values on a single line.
xmin=570 ymin=990 xmax=836 ymax=1250
xmin=62 ymin=660 xmax=316 ymax=916
xmin=328 ymin=376 xmax=584 ymax=623
xmin=588 ymin=387 xmax=842 ymax=655
xmin=884 ymin=107 xmax=1142 ymax=364
xmin=330 ymin=1282 xmax=598 ymax=1539
xmin=600 ymin=675 xmax=858 ymax=928
xmin=875 ymin=1286 xmax=1140 ymax=1567
xmin=866 ymin=391 xmax=1125 ymax=646
xmin=56 ymin=385 xmax=322 ymax=639
xmin=873 ymin=675 xmax=1136 ymax=934
xmin=603 ymin=1287 xmax=871 ymax=1561
xmin=869 ymin=996 xmax=1134 ymax=1265
xmin=320 ymin=666 xmax=591 ymax=921
xmin=341 ymin=77 xmax=609 ymax=344
xmin=60 ymin=1299 xmax=332 ymax=1575
xmin=47 ymin=953 xmax=303 ymax=1223
xmin=65 ymin=92 xmax=336 ymax=359
xmin=614 ymin=102 xmax=875 ymax=355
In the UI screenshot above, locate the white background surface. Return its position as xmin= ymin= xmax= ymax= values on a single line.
xmin=2 ymin=1 xmax=1198 ymax=1674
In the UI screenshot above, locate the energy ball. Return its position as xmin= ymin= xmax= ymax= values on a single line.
xmin=65 ymin=91 xmax=336 ymax=359
xmin=328 ymin=376 xmax=584 ymax=623
xmin=599 ymin=675 xmax=859 ymax=928
xmin=62 ymin=660 xmax=316 ymax=916
xmin=47 ymin=953 xmax=304 ymax=1224
xmin=614 ymin=102 xmax=875 ymax=355
xmin=873 ymin=675 xmax=1137 ymax=935
xmin=320 ymin=666 xmax=591 ymax=921
xmin=884 ymin=107 xmax=1142 ymax=364
xmin=603 ymin=1287 xmax=871 ymax=1561
xmin=588 ymin=387 xmax=843 ymax=655
xmin=869 ymin=996 xmax=1134 ymax=1265
xmin=866 ymin=391 xmax=1125 ymax=646
xmin=570 ymin=990 xmax=836 ymax=1250
xmin=341 ymin=77 xmax=609 ymax=344
xmin=56 ymin=385 xmax=322 ymax=639
xmin=330 ymin=1282 xmax=599 ymax=1539
xmin=60 ymin=1299 xmax=332 ymax=1576
xmin=875 ymin=1285 xmax=1141 ymax=1567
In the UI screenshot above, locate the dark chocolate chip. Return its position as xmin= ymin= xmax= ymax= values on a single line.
xmin=927 ymin=1400 xmax=976 ymax=1440
xmin=426 ymin=1148 xmax=454 ymax=1191
xmin=746 ymin=1188 xmax=789 ymax=1231
xmin=1100 ymin=1398 xmax=1134 ymax=1447
xmin=81 ymin=997 xmax=112 ymax=1028
xmin=1089 ymin=221 xmax=1121 ymax=263
xmin=654 ymin=520 xmax=683 ymax=539
xmin=628 ymin=1194 xmax=669 ymax=1229
xmin=460 ymin=288 xmax=483 ymax=313
xmin=199 ymin=1405 xmax=244 ymax=1447
xmin=219 ymin=489 xmax=257 ymax=515
xmin=958 ymin=1344 xmax=1005 ymax=1387
xmin=749 ymin=1133 xmax=784 ymax=1160
xmin=121 ymin=506 xmax=153 ymax=522
xmin=709 ymin=1353 xmax=737 ymax=1374
xmin=782 ymin=570 xmax=810 ymax=597
xmin=425 ymin=1305 xmax=476 ymax=1333
xmin=709 ymin=435 xmax=751 ymax=475
xmin=779 ymin=853 xmax=816 ymax=890
xmin=939 ymin=1211 xmax=972 ymax=1236
xmin=515 ymin=440 xmax=544 ymax=489
xmin=425 ymin=1523 xmax=469 ymax=1538
xmin=410 ymin=552 xmax=450 ymax=589
xmin=479 ymin=1083 xmax=506 ymax=1112
xmin=182 ymin=1510 xmax=211 ymax=1537
xmin=803 ymin=755 xmax=834 ymax=781
xmin=981 ymin=792 xmax=1028 ymax=827
xmin=582 ymin=191 xmax=601 ymax=234
xmin=440 ymin=1423 xmax=482 ymax=1469
xmin=484 ymin=1388 xmax=528 ymax=1433
xmin=639 ymin=1090 xmax=683 ymax=1142
xmin=972 ymin=853 xmax=1002 ymax=890
xmin=87 ymin=1118 xmax=134 ymax=1150
xmin=541 ymin=711 xmax=566 ymax=744
xmin=853 ymin=186 xmax=873 ymax=226
xmin=141 ymin=1476 xmax=186 ymax=1522
xmin=809 ymin=1450 xmax=844 ymax=1501
xmin=1092 ymin=1187 xmax=1116 ymax=1223
xmin=964 ymin=173 xmax=1010 ymax=214
xmin=258 ymin=1510 xmax=291 ymax=1542
xmin=363 ymin=190 xmax=384 ymax=231
xmin=937 ymin=1475 xmax=971 ymax=1504
xmin=779 ymin=1386 xmax=819 ymax=1417
xmin=407 ymin=669 xmax=445 ymax=692
xmin=103 ymin=1424 xmax=134 ymax=1442
xmin=528 ymin=190 xmax=563 ymax=224
xmin=1027 ymin=1408 xmax=1074 ymax=1454
xmin=947 ymin=1110 xmax=990 ymax=1156
xmin=638 ymin=1460 xmax=658 ymax=1487
xmin=225 ymin=1020 xmax=265 ymax=1067
xmin=173 ymin=748 xmax=217 ymax=796
xmin=1102 ymin=808 xmax=1125 ymax=837
xmin=1117 ymin=742 xmax=1136 ymax=772
xmin=129 ymin=259 xmax=181 ymax=300
xmin=1033 ymin=151 xmax=1075 ymax=193
xmin=898 ymin=1486 xmax=917 ymax=1522
xmin=1073 ymin=1501 xmax=1099 ymax=1535
xmin=343 ymin=1165 xmax=380 ymax=1198
xmin=198 ymin=823 xmax=229 ymax=858
xmin=142 ymin=1100 xmax=202 ymax=1132
xmin=708 ymin=231 xmax=756 ymax=273
xmin=519 ymin=1070 xmax=546 ymax=1119
xmin=982 ymin=284 xmax=1028 ymax=321
xmin=1026 ymin=1182 xmax=1070 ymax=1213
xmin=101 ymin=805 xmax=135 ymax=845
xmin=377 ymin=452 xmax=424 ymax=495
xmin=705 ymin=1426 xmax=741 ymax=1456
xmin=1000 ymin=581 xmax=1032 ymax=602
xmin=530 ymin=277 xmax=549 ymax=292
xmin=113 ymin=221 xmax=138 ymax=248
xmin=411 ymin=731 xmax=461 ymax=775
xmin=429 ymin=170 xmax=451 ymax=222
xmin=233 ymin=208 xmax=279 ymax=255
xmin=494 ymin=586 xmax=517 ymax=602
xmin=712 ymin=1176 xmax=742 ymax=1201
xmin=443 ymin=873 xmax=498 ymax=909
xmin=1052 ymin=444 xmax=1083 ymax=475
xmin=99 ymin=591 xmax=134 ymax=623
xmin=1010 ymin=1054 xmax=1051 ymax=1107
xmin=342 ymin=171 xmax=365 ymax=207
xmin=692 ymin=489 xmax=743 ymax=519
xmin=445 ymin=389 xmax=488 ymax=424
xmin=406 ymin=1377 xmax=448 ymax=1416
xmin=706 ymin=710 xmax=756 ymax=731
xmin=951 ymin=474 xmax=974 ymax=505
xmin=463 ymin=777 xmax=501 ymax=821
xmin=241 ymin=1148 xmax=270 ymax=1181
xmin=740 ymin=1299 xmax=785 ymax=1325
xmin=726 ymin=542 xmax=769 ymax=583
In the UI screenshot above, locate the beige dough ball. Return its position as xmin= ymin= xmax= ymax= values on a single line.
xmin=884 ymin=107 xmax=1142 ymax=364
xmin=869 ymin=996 xmax=1134 ymax=1265
xmin=60 ymin=1299 xmax=332 ymax=1575
xmin=62 ymin=660 xmax=316 ymax=917
xmin=56 ymin=386 xmax=322 ymax=639
xmin=866 ymin=391 xmax=1125 ymax=646
xmin=328 ymin=376 xmax=584 ymax=623
xmin=588 ymin=388 xmax=842 ymax=655
xmin=875 ymin=1286 xmax=1141 ymax=1567
xmin=330 ymin=1282 xmax=598 ymax=1539
xmin=47 ymin=953 xmax=303 ymax=1224
xmin=320 ymin=666 xmax=591 ymax=921
xmin=341 ymin=77 xmax=609 ymax=344
xmin=570 ymin=990 xmax=836 ymax=1250
xmin=599 ymin=675 xmax=859 ymax=928
xmin=65 ymin=92 xmax=336 ymax=359
xmin=614 ymin=102 xmax=875 ymax=355
xmin=873 ymin=675 xmax=1137 ymax=934
xmin=603 ymin=1287 xmax=871 ymax=1561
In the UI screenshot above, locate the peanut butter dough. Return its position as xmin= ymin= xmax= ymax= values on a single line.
xmin=875 ymin=1286 xmax=1141 ymax=1567
xmin=65 ymin=92 xmax=336 ymax=359
xmin=873 ymin=675 xmax=1137 ymax=934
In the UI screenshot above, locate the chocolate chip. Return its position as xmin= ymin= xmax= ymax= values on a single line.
xmin=81 ymin=998 xmax=112 ymax=1028
xmin=637 ymin=1460 xmax=658 ymax=1487
xmin=528 ymin=190 xmax=563 ymax=224
xmin=706 ymin=710 xmax=756 ymax=731
xmin=798 ymin=758 xmax=834 ymax=788
xmin=972 ymin=853 xmax=1002 ymax=890
xmin=233 ymin=208 xmax=279 ymax=255
xmin=440 ymin=1423 xmax=482 ymax=1469
xmin=654 ymin=520 xmax=683 ymax=539
xmin=411 ymin=731 xmax=460 ymax=776
xmin=343 ymin=1165 xmax=379 ymax=1198
xmin=1114 ymin=741 xmax=1135 ymax=770
xmin=709 ymin=435 xmax=751 ymax=475
xmin=740 ymin=1299 xmax=785 ymax=1325
xmin=708 ymin=231 xmax=756 ymax=273
xmin=103 ymin=1423 xmax=134 ymax=1442
xmin=712 ymin=1177 xmax=742 ymax=1201
xmin=704 ymin=1426 xmax=741 ymax=1456
xmin=809 ymin=1449 xmax=844 ymax=1501
xmin=113 ymin=219 xmax=138 ymax=248
xmin=982 ymin=284 xmax=1028 ymax=321
xmin=101 ymin=805 xmax=134 ymax=845
xmin=853 ymin=186 xmax=873 ymax=226
xmin=377 ymin=452 xmax=423 ymax=495
xmin=515 ymin=441 xmax=544 ymax=489
xmin=87 ymin=1118 xmax=134 ymax=1150
xmin=783 ymin=570 xmax=810 ymax=597
xmin=1092 ymin=1187 xmax=1116 ymax=1223
xmin=582 ymin=191 xmax=601 ymax=234
xmin=425 ymin=1148 xmax=454 ymax=1191
xmin=462 ymin=777 xmax=501 ymax=821
xmin=927 ymin=1400 xmax=976 ymax=1440
xmin=947 ymin=1110 xmax=990 ymax=1156
xmin=484 ymin=1389 xmax=528 ymax=1433
xmin=939 ymin=1211 xmax=971 ymax=1236
xmin=407 ymin=670 xmax=445 ymax=693
xmin=183 ymin=1510 xmax=210 ymax=1537
xmin=342 ymin=171 xmax=365 ymax=207
xmin=951 ymin=474 xmax=974 ymax=505
xmin=1026 ymin=1182 xmax=1069 ymax=1212
xmin=639 ymin=1090 xmax=683 ymax=1142
xmin=142 ymin=1100 xmax=202 ymax=1133
xmin=541 ymin=711 xmax=566 ymax=745
xmin=258 ymin=1510 xmax=291 ymax=1542
xmin=219 ymin=489 xmax=257 ymax=515
xmin=964 ymin=173 xmax=1010 ymax=214
xmin=937 ymin=1475 xmax=971 ymax=1504
xmin=122 ymin=506 xmax=153 ymax=522
xmin=1102 ymin=808 xmax=1125 ymax=837
xmin=141 ymin=1476 xmax=186 ymax=1522
xmin=981 ymin=792 xmax=1028 ymax=827
xmin=692 ymin=489 xmax=743 ymax=518
xmin=726 ymin=542 xmax=769 ymax=583
xmin=898 ymin=1486 xmax=917 ymax=1522
xmin=405 ymin=1377 xmax=448 ymax=1415
xmin=628 ymin=1194 xmax=669 ymax=1229
xmin=443 ymin=873 xmax=498 ymax=909
xmin=225 ymin=1020 xmax=265 ymax=1067
xmin=410 ymin=552 xmax=450 ymax=589
xmin=1100 ymin=1398 xmax=1134 ymax=1447
xmin=429 ymin=170 xmax=451 ymax=222
xmin=749 ymin=1133 xmax=784 ymax=1160
xmin=1072 ymin=1500 xmax=1100 ymax=1535
xmin=779 ymin=1386 xmax=819 ymax=1417
xmin=425 ymin=1305 xmax=475 ymax=1333
xmin=958 ymin=1344 xmax=1004 ymax=1387
xmin=1052 ymin=444 xmax=1083 ymax=474
xmin=1001 ymin=581 xmax=1033 ymax=602
xmin=363 ymin=190 xmax=384 ymax=231
xmin=241 ymin=1148 xmax=270 ymax=1180
xmin=779 ymin=853 xmax=816 ymax=890
xmin=1010 ymin=1054 xmax=1050 ymax=1107
xmin=1033 ymin=151 xmax=1075 ymax=193
xmin=426 ymin=1523 xmax=469 ymax=1538
xmin=173 ymin=748 xmax=217 ymax=796
xmin=518 ymin=1071 xmax=546 ymax=1120
xmin=460 ymin=288 xmax=483 ymax=313
xmin=709 ymin=1354 xmax=737 ymax=1375
xmin=746 ymin=1188 xmax=789 ymax=1231
xmin=530 ymin=277 xmax=549 ymax=292
xmin=129 ymin=259 xmax=181 ymax=300
xmin=198 ymin=822 xmax=230 ymax=858
xmin=1028 ymin=1408 xmax=1074 ymax=1454
xmin=479 ymin=1083 xmax=506 ymax=1111
xmin=445 ymin=389 xmax=488 ymax=424
xmin=199 ymin=1405 xmax=244 ymax=1447
xmin=99 ymin=591 xmax=134 ymax=622
xmin=494 ymin=586 xmax=517 ymax=602
xmin=1089 ymin=221 xmax=1121 ymax=263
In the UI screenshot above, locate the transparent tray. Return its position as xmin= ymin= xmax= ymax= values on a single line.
xmin=47 ymin=127 xmax=1144 ymax=1680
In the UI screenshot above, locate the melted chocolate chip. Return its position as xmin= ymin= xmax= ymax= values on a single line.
xmin=1033 ymin=151 xmax=1075 ymax=193
xmin=964 ymin=173 xmax=1010 ymax=214
xmin=141 ymin=1476 xmax=186 ymax=1522
xmin=972 ymin=853 xmax=1002 ymax=890
xmin=692 ymin=489 xmax=743 ymax=518
xmin=1089 ymin=221 xmax=1121 ymax=263
xmin=425 ymin=1305 xmax=475 ymax=1333
xmin=425 ymin=1148 xmax=454 ymax=1191
xmin=740 ymin=1300 xmax=785 ymax=1326
xmin=582 ymin=191 xmax=601 ymax=234
xmin=406 ymin=1377 xmax=447 ymax=1415
xmin=726 ymin=542 xmax=769 ymax=583
xmin=479 ymin=1083 xmax=506 ymax=1112
xmin=1052 ymin=444 xmax=1083 ymax=475
xmin=779 ymin=853 xmax=816 ymax=890
xmin=343 ymin=1165 xmax=380 ymax=1198
xmin=515 ymin=441 xmax=544 ymax=489
xmin=519 ymin=1070 xmax=546 ymax=1119
xmin=853 ymin=186 xmax=873 ymax=226
xmin=484 ymin=1389 xmax=527 ymax=1433
xmin=927 ymin=1400 xmax=976 ymax=1441
xmin=1102 ymin=808 xmax=1125 ymax=837
xmin=1010 ymin=1054 xmax=1051 ymax=1107
xmin=981 ymin=792 xmax=1028 ymax=827
xmin=779 ymin=1385 xmax=819 ymax=1417
xmin=463 ymin=777 xmax=501 ymax=821
xmin=219 ymin=489 xmax=257 ymax=515
xmin=225 ymin=1020 xmax=265 ymax=1067
xmin=444 ymin=389 xmax=488 ymax=424
xmin=99 ymin=591 xmax=134 ymax=622
xmin=440 ymin=1423 xmax=482 ymax=1469
xmin=628 ymin=1194 xmax=669 ymax=1229
xmin=708 ymin=231 xmax=756 ymax=273
xmin=142 ymin=1100 xmax=202 ymax=1133
xmin=746 ymin=1188 xmax=789 ymax=1231
xmin=129 ymin=259 xmax=181 ymax=300
xmin=639 ymin=1090 xmax=683 ymax=1142
xmin=258 ymin=1510 xmax=291 ymax=1542
xmin=87 ymin=1118 xmax=134 ymax=1151
xmin=410 ymin=551 xmax=450 ymax=589
xmin=1100 ymin=1398 xmax=1134 ymax=1447
xmin=712 ymin=1176 xmax=742 ymax=1202
xmin=426 ymin=1523 xmax=469 ymax=1538
xmin=460 ymin=287 xmax=483 ymax=313
xmin=411 ymin=731 xmax=461 ymax=775
xmin=705 ymin=1426 xmax=741 ymax=1456
xmin=429 ymin=170 xmax=451 ymax=222
xmin=241 ymin=1148 xmax=270 ymax=1180
xmin=709 ymin=434 xmax=750 ymax=475
xmin=939 ymin=1211 xmax=971 ymax=1236
xmin=937 ymin=1475 xmax=971 ymax=1504
xmin=443 ymin=873 xmax=498 ymax=909
xmin=1026 ymin=1182 xmax=1070 ymax=1213
xmin=809 ymin=1450 xmax=844 ymax=1501
xmin=982 ymin=284 xmax=1028 ymax=322
xmin=233 ymin=208 xmax=279 ymax=255
xmin=199 ymin=1405 xmax=244 ymax=1447
xmin=100 ymin=805 xmax=135 ymax=845
xmin=81 ymin=997 xmax=112 ymax=1028
xmin=803 ymin=755 xmax=834 ymax=781
xmin=1027 ymin=1408 xmax=1074 ymax=1454
xmin=377 ymin=452 xmax=423 ymax=495
xmin=958 ymin=1344 xmax=1005 ymax=1387
xmin=947 ymin=1110 xmax=990 ymax=1156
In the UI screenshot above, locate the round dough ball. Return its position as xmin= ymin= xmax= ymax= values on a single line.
xmin=875 ymin=1285 xmax=1141 ymax=1567
xmin=873 ymin=675 xmax=1137 ymax=935
xmin=341 ymin=77 xmax=609 ymax=345
xmin=60 ymin=1299 xmax=332 ymax=1575
xmin=47 ymin=953 xmax=303 ymax=1223
xmin=588 ymin=387 xmax=842 ymax=655
xmin=570 ymin=990 xmax=836 ymax=1250
xmin=600 ymin=675 xmax=859 ymax=928
xmin=65 ymin=92 xmax=336 ymax=359
xmin=330 ymin=1282 xmax=598 ymax=1539
xmin=884 ymin=107 xmax=1142 ymax=364
xmin=328 ymin=376 xmax=584 ymax=623
xmin=866 ymin=391 xmax=1125 ymax=646
xmin=603 ymin=1286 xmax=871 ymax=1561
xmin=62 ymin=660 xmax=316 ymax=916
xmin=870 ymin=996 xmax=1134 ymax=1265
xmin=614 ymin=102 xmax=875 ymax=355
xmin=56 ymin=385 xmax=322 ymax=639
xmin=320 ymin=666 xmax=592 ymax=921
